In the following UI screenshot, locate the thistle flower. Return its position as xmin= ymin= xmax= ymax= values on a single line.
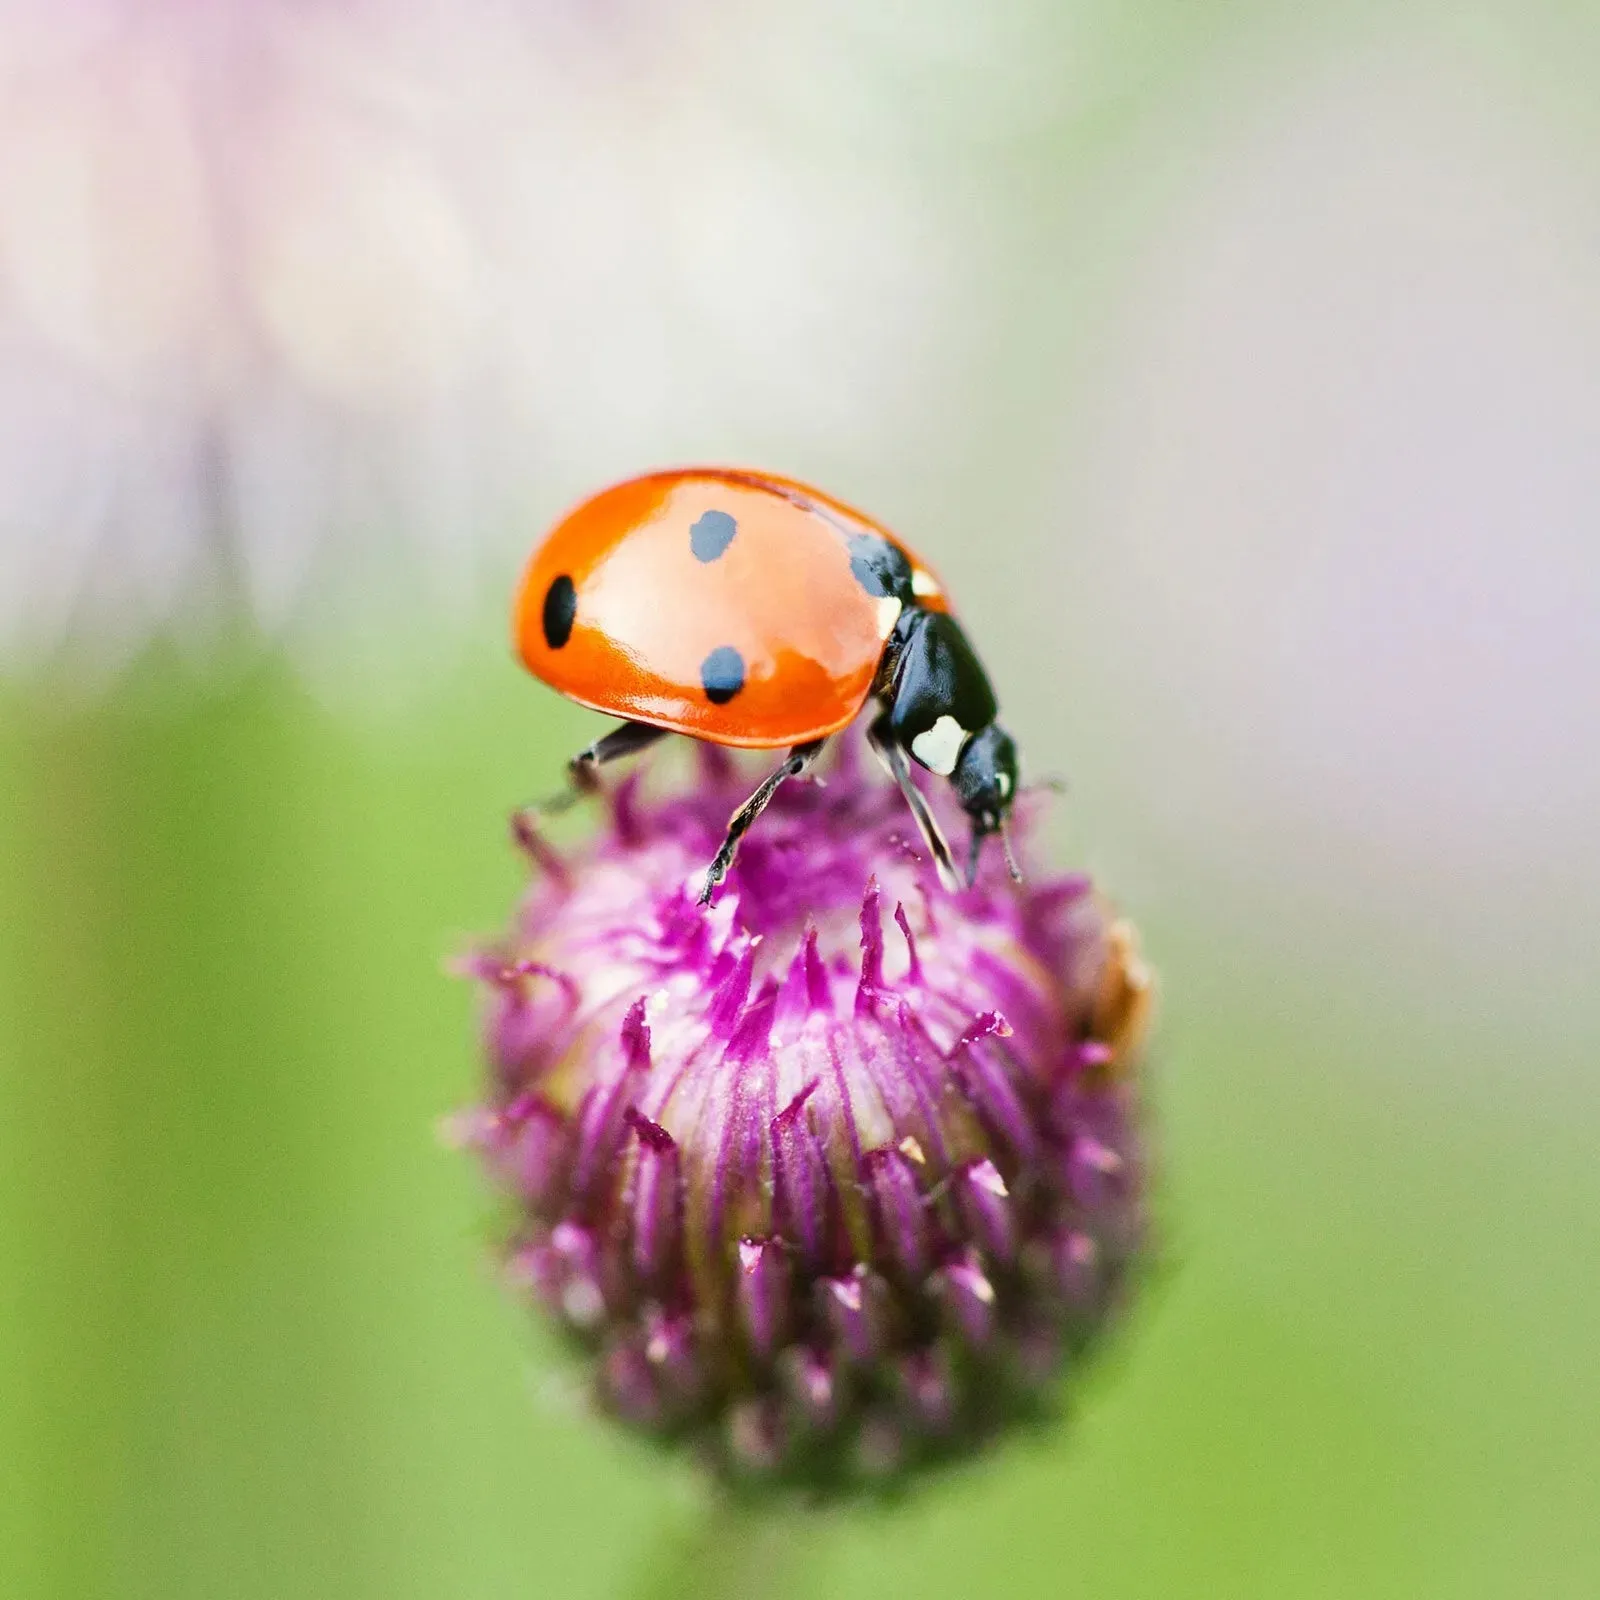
xmin=460 ymin=740 xmax=1152 ymax=1494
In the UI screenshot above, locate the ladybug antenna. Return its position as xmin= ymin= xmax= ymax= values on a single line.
xmin=965 ymin=817 xmax=1023 ymax=890
xmin=999 ymin=817 xmax=1024 ymax=884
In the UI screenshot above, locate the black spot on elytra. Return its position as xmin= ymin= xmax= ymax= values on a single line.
xmin=690 ymin=509 xmax=738 ymax=562
xmin=700 ymin=645 xmax=746 ymax=705
xmin=542 ymin=574 xmax=577 ymax=649
xmin=846 ymin=532 xmax=914 ymax=603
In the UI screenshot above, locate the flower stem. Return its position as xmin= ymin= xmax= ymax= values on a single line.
xmin=634 ymin=1493 xmax=817 ymax=1600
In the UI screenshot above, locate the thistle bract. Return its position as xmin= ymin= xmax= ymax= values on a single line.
xmin=461 ymin=741 xmax=1152 ymax=1494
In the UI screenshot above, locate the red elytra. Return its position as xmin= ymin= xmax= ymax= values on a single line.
xmin=514 ymin=466 xmax=948 ymax=749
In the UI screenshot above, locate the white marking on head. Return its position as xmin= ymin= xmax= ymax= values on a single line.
xmin=911 ymin=567 xmax=941 ymax=599
xmin=910 ymin=714 xmax=968 ymax=776
xmin=875 ymin=594 xmax=903 ymax=637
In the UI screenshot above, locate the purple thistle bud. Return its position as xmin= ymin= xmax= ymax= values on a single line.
xmin=462 ymin=738 xmax=1153 ymax=1495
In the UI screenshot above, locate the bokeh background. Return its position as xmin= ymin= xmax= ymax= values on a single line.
xmin=3 ymin=3 xmax=1597 ymax=1597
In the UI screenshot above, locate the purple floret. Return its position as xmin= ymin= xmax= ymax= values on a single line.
xmin=461 ymin=737 xmax=1153 ymax=1494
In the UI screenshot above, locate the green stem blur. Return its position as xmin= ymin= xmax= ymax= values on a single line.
xmin=635 ymin=1496 xmax=819 ymax=1600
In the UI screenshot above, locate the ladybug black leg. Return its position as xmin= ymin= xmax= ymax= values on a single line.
xmin=698 ymin=739 xmax=827 ymax=905
xmin=866 ymin=714 xmax=963 ymax=893
xmin=540 ymin=719 xmax=668 ymax=813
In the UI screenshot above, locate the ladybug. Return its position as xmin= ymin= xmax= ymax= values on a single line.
xmin=514 ymin=466 xmax=1023 ymax=903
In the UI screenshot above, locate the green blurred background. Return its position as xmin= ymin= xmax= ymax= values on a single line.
xmin=3 ymin=4 xmax=1597 ymax=1598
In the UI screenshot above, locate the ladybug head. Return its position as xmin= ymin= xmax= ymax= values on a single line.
xmin=952 ymin=723 xmax=1021 ymax=886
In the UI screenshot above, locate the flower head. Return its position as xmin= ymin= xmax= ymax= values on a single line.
xmin=461 ymin=739 xmax=1152 ymax=1494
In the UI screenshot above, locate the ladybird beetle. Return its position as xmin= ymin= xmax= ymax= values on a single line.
xmin=514 ymin=466 xmax=1023 ymax=903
